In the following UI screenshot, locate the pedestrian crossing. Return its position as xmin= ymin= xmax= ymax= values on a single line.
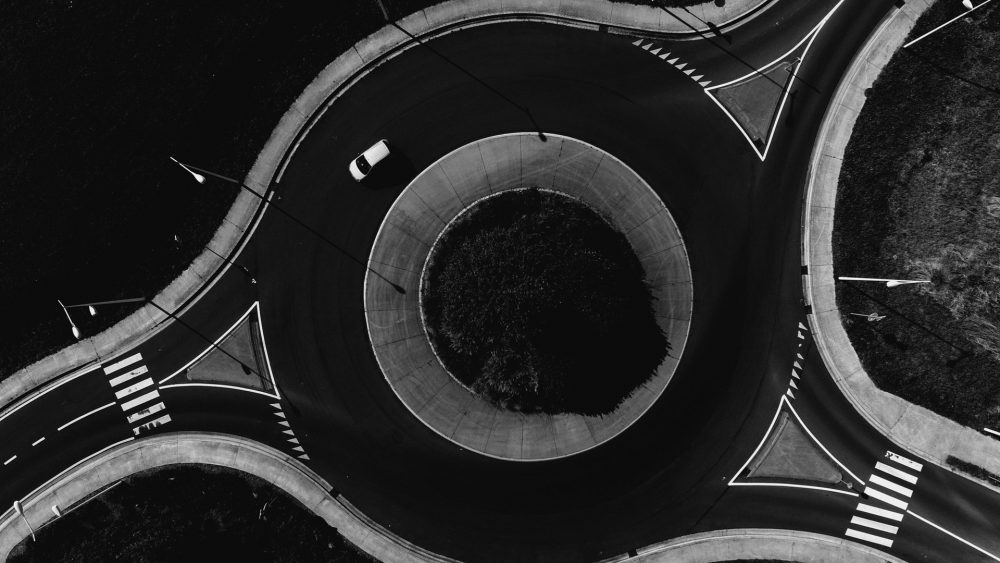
xmin=102 ymin=352 xmax=172 ymax=436
xmin=844 ymin=450 xmax=923 ymax=548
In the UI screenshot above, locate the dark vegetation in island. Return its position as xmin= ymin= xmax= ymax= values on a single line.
xmin=422 ymin=189 xmax=669 ymax=415
xmin=833 ymin=1 xmax=1000 ymax=429
xmin=8 ymin=464 xmax=371 ymax=563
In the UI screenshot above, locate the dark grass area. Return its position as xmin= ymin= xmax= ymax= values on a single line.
xmin=833 ymin=1 xmax=1000 ymax=429
xmin=947 ymin=455 xmax=1000 ymax=488
xmin=0 ymin=1 xmax=405 ymax=378
xmin=422 ymin=189 xmax=669 ymax=415
xmin=8 ymin=464 xmax=371 ymax=563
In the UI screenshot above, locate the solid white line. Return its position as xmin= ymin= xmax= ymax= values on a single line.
xmin=845 ymin=528 xmax=894 ymax=548
xmin=728 ymin=481 xmax=858 ymax=496
xmin=57 ymin=402 xmax=117 ymax=431
xmin=903 ymin=0 xmax=995 ymax=49
xmin=869 ymin=474 xmax=913 ymax=498
xmin=102 ymin=352 xmax=142 ymax=375
xmin=254 ymin=301 xmax=281 ymax=399
xmin=158 ymin=301 xmax=259 ymax=385
xmin=0 ymin=363 xmax=103 ymax=426
xmin=31 ymin=437 xmax=45 ymax=447
xmin=727 ymin=395 xmax=787 ymax=485
xmin=787 ymin=399 xmax=866 ymax=486
xmin=865 ymin=486 xmax=908 ymax=510
xmin=120 ymin=390 xmax=160 ymax=411
xmin=113 ymin=378 xmax=154 ymax=400
xmin=159 ymin=382 xmax=277 ymax=399
xmin=875 ymin=461 xmax=918 ymax=484
xmin=126 ymin=402 xmax=166 ymax=424
xmin=851 ymin=515 xmax=899 ymax=534
xmin=985 ymin=427 xmax=1000 ymax=437
xmin=908 ymin=510 xmax=1000 ymax=562
xmin=856 ymin=502 xmax=904 ymax=522
xmin=3 ymin=455 xmax=16 ymax=466
xmin=108 ymin=365 xmax=148 ymax=387
xmin=886 ymin=450 xmax=923 ymax=472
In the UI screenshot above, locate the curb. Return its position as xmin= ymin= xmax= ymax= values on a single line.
xmin=605 ymin=528 xmax=904 ymax=562
xmin=801 ymin=0 xmax=1000 ymax=488
xmin=0 ymin=433 xmax=457 ymax=563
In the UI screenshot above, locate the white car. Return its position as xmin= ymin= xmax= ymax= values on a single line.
xmin=349 ymin=139 xmax=390 ymax=181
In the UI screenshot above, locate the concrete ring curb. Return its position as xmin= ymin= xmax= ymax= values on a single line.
xmin=365 ymin=133 xmax=692 ymax=461
xmin=800 ymin=0 xmax=1000 ymax=487
xmin=0 ymin=433 xmax=458 ymax=563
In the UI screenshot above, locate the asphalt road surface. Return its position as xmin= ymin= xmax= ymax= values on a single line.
xmin=4 ymin=1 xmax=1000 ymax=561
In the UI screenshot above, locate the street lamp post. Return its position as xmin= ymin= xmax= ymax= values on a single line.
xmin=169 ymin=157 xmax=405 ymax=295
xmin=12 ymin=500 xmax=35 ymax=542
xmin=904 ymin=0 xmax=992 ymax=49
xmin=837 ymin=276 xmax=931 ymax=288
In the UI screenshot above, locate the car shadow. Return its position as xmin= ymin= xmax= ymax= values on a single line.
xmin=362 ymin=151 xmax=416 ymax=191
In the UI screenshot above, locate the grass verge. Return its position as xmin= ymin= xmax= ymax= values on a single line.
xmin=833 ymin=1 xmax=1000 ymax=429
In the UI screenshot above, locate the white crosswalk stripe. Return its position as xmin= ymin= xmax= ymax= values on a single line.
xmin=846 ymin=528 xmax=894 ymax=548
xmin=844 ymin=450 xmax=924 ymax=549
xmin=875 ymin=461 xmax=918 ymax=484
xmin=104 ymin=355 xmax=173 ymax=435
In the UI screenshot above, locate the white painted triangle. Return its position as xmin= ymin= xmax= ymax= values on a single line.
xmin=270 ymin=403 xmax=280 ymax=409
xmin=793 ymin=361 xmax=802 ymax=370
xmin=797 ymin=331 xmax=805 ymax=340
xmin=799 ymin=322 xmax=808 ymax=331
xmin=274 ymin=411 xmax=286 ymax=418
xmin=642 ymin=43 xmax=653 ymax=50
xmin=282 ymin=429 xmax=295 ymax=435
xmin=288 ymin=437 xmax=300 ymax=444
xmin=684 ymin=68 xmax=694 ymax=75
xmin=651 ymin=47 xmax=661 ymax=55
xmin=667 ymin=57 xmax=679 ymax=64
xmin=692 ymin=75 xmax=703 ymax=81
xmin=293 ymin=446 xmax=305 ymax=453
xmin=632 ymin=39 xmax=643 ymax=46
xmin=791 ymin=370 xmax=800 ymax=379
xmin=298 ymin=454 xmax=310 ymax=461
xmin=675 ymin=63 xmax=687 ymax=70
xmin=278 ymin=420 xmax=290 ymax=427
xmin=786 ymin=389 xmax=795 ymax=399
xmin=796 ymin=353 xmax=804 ymax=360
xmin=699 ymin=80 xmax=712 ymax=87
xmin=790 ymin=379 xmax=799 ymax=389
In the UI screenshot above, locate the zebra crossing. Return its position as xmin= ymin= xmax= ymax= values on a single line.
xmin=845 ymin=450 xmax=923 ymax=548
xmin=103 ymin=352 xmax=172 ymax=435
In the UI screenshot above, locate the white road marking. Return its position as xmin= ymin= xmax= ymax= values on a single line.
xmin=108 ymin=365 xmax=148 ymax=387
xmin=132 ymin=414 xmax=171 ymax=435
xmin=58 ymin=402 xmax=117 ymax=431
xmin=120 ymin=390 xmax=160 ymax=411
xmin=3 ymin=455 xmax=16 ymax=466
xmin=102 ymin=353 xmax=142 ymax=375
xmin=851 ymin=515 xmax=899 ymax=534
xmin=865 ymin=486 xmax=908 ymax=510
xmin=886 ymin=450 xmax=923 ymax=472
xmin=159 ymin=382 xmax=277 ymax=399
xmin=114 ymin=378 xmax=154 ymax=400
xmin=875 ymin=461 xmax=918 ymax=484
xmin=126 ymin=402 xmax=166 ymax=424
xmin=869 ymin=474 xmax=913 ymax=498
xmin=846 ymin=528 xmax=893 ymax=548
xmin=0 ymin=363 xmax=102 ymax=426
xmin=856 ymin=503 xmax=904 ymax=522
xmin=908 ymin=510 xmax=1000 ymax=562
xmin=31 ymin=437 xmax=45 ymax=447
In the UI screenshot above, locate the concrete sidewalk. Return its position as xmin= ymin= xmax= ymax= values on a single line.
xmin=801 ymin=0 xmax=1000 ymax=489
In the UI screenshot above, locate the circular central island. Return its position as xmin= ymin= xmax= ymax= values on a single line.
xmin=365 ymin=133 xmax=692 ymax=461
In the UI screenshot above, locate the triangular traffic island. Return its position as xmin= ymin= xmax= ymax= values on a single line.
xmin=735 ymin=402 xmax=842 ymax=486
xmin=709 ymin=58 xmax=799 ymax=155
xmin=172 ymin=306 xmax=275 ymax=394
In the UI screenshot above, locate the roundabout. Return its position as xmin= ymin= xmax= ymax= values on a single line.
xmin=365 ymin=133 xmax=691 ymax=460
